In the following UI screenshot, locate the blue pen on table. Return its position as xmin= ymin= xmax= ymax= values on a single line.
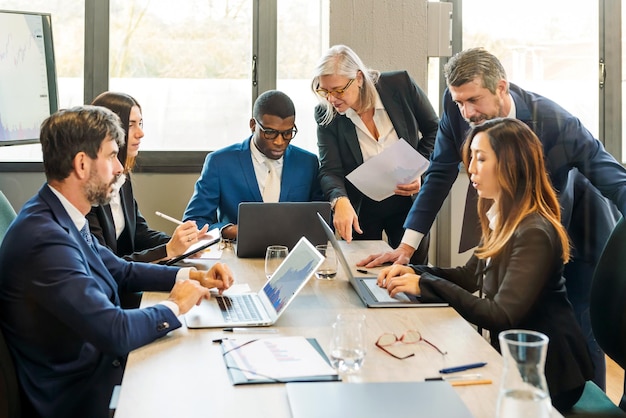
xmin=439 ymin=362 xmax=487 ymax=374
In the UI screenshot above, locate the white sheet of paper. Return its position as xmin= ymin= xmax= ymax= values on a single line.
xmin=225 ymin=336 xmax=337 ymax=380
xmin=346 ymin=139 xmax=430 ymax=202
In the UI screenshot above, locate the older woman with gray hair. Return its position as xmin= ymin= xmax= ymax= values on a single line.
xmin=311 ymin=44 xmax=438 ymax=263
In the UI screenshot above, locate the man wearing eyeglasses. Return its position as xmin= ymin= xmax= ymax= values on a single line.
xmin=184 ymin=90 xmax=323 ymax=240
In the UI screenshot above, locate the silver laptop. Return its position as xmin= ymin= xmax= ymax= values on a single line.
xmin=286 ymin=381 xmax=473 ymax=418
xmin=317 ymin=213 xmax=447 ymax=308
xmin=236 ymin=202 xmax=331 ymax=258
xmin=185 ymin=237 xmax=324 ymax=328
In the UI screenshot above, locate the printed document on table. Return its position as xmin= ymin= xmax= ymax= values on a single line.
xmin=225 ymin=336 xmax=337 ymax=380
xmin=346 ymin=139 xmax=430 ymax=202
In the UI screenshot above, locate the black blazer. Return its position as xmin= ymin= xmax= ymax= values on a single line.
xmin=413 ymin=213 xmax=594 ymax=399
xmin=315 ymin=70 xmax=439 ymax=211
xmin=87 ymin=174 xmax=170 ymax=263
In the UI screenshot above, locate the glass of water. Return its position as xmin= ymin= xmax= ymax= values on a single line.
xmin=329 ymin=313 xmax=366 ymax=376
xmin=264 ymin=245 xmax=288 ymax=279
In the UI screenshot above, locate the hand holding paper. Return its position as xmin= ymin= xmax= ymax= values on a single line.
xmin=346 ymin=139 xmax=430 ymax=202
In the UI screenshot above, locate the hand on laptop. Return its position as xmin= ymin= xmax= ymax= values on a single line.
xmin=168 ymin=280 xmax=212 ymax=315
xmin=190 ymin=263 xmax=235 ymax=295
xmin=333 ymin=198 xmax=362 ymax=243
xmin=376 ymin=264 xmax=421 ymax=298
xmin=357 ymin=243 xmax=415 ymax=268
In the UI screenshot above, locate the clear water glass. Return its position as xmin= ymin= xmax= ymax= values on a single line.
xmin=329 ymin=313 xmax=366 ymax=375
xmin=264 ymin=245 xmax=288 ymax=279
xmin=315 ymin=244 xmax=337 ymax=280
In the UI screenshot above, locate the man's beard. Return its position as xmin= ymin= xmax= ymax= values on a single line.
xmin=84 ymin=169 xmax=118 ymax=206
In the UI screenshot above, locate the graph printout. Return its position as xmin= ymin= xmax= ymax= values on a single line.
xmin=0 ymin=13 xmax=51 ymax=142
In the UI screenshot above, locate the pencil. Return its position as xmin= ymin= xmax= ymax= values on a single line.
xmin=155 ymin=211 xmax=184 ymax=225
xmin=450 ymin=379 xmax=492 ymax=387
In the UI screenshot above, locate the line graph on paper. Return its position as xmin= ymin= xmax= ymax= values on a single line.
xmin=0 ymin=13 xmax=50 ymax=142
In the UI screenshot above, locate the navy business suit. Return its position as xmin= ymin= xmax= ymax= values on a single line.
xmin=404 ymin=82 xmax=626 ymax=387
xmin=0 ymin=185 xmax=182 ymax=418
xmin=87 ymin=174 xmax=171 ymax=263
xmin=315 ymin=71 xmax=438 ymax=258
xmin=183 ymin=137 xmax=323 ymax=229
xmin=413 ymin=214 xmax=594 ymax=408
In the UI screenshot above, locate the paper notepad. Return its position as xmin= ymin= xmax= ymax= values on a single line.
xmin=221 ymin=337 xmax=339 ymax=385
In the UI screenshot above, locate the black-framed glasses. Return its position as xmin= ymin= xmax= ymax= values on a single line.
xmin=315 ymin=78 xmax=355 ymax=99
xmin=254 ymin=118 xmax=297 ymax=141
xmin=376 ymin=330 xmax=447 ymax=360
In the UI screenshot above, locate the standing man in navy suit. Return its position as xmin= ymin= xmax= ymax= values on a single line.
xmin=0 ymin=106 xmax=234 ymax=418
xmin=183 ymin=90 xmax=323 ymax=240
xmin=359 ymin=48 xmax=626 ymax=389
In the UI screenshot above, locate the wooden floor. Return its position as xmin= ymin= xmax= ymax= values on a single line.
xmin=607 ymin=355 xmax=624 ymax=405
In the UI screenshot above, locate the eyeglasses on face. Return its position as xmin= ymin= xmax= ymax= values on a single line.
xmin=254 ymin=118 xmax=297 ymax=141
xmin=315 ymin=78 xmax=355 ymax=99
xmin=376 ymin=330 xmax=447 ymax=360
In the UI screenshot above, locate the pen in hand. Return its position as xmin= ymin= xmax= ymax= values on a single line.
xmin=155 ymin=211 xmax=184 ymax=225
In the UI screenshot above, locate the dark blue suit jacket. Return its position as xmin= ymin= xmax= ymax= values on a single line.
xmin=405 ymin=83 xmax=626 ymax=256
xmin=183 ymin=137 xmax=323 ymax=229
xmin=0 ymin=185 xmax=182 ymax=418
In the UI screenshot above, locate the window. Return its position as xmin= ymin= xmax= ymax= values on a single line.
xmin=462 ymin=0 xmax=599 ymax=137
xmin=109 ymin=0 xmax=253 ymax=152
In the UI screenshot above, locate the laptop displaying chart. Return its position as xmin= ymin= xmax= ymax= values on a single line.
xmin=185 ymin=237 xmax=324 ymax=328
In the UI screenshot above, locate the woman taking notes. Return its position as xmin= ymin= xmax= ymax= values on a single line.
xmin=377 ymin=118 xmax=593 ymax=412
xmin=88 ymin=92 xmax=207 ymax=265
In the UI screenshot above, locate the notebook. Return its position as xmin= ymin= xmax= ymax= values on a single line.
xmin=317 ymin=213 xmax=448 ymax=308
xmin=286 ymin=381 xmax=474 ymax=418
xmin=235 ymin=202 xmax=331 ymax=258
xmin=184 ymin=236 xmax=324 ymax=328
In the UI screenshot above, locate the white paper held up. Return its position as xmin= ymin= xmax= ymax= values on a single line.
xmin=345 ymin=139 xmax=430 ymax=202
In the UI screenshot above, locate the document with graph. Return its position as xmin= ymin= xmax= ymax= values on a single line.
xmin=220 ymin=336 xmax=340 ymax=385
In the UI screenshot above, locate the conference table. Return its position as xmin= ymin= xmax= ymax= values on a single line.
xmin=114 ymin=240 xmax=563 ymax=418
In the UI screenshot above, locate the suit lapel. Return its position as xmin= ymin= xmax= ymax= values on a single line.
xmin=240 ymin=138 xmax=264 ymax=201
xmin=40 ymin=186 xmax=121 ymax=300
xmin=119 ymin=178 xmax=135 ymax=247
xmin=338 ymin=117 xmax=364 ymax=165
xmin=378 ymin=82 xmax=410 ymax=142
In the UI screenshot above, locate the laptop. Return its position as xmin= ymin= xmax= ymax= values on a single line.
xmin=184 ymin=236 xmax=324 ymax=328
xmin=236 ymin=202 xmax=331 ymax=258
xmin=317 ymin=213 xmax=448 ymax=308
xmin=286 ymin=381 xmax=473 ymax=418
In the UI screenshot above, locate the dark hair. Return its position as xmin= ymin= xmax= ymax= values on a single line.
xmin=41 ymin=106 xmax=125 ymax=181
xmin=461 ymin=118 xmax=569 ymax=262
xmin=91 ymin=91 xmax=141 ymax=172
xmin=444 ymin=47 xmax=508 ymax=95
xmin=252 ymin=90 xmax=295 ymax=120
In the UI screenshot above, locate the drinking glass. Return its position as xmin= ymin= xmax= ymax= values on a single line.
xmin=315 ymin=244 xmax=337 ymax=280
xmin=329 ymin=313 xmax=366 ymax=375
xmin=264 ymin=245 xmax=288 ymax=279
xmin=496 ymin=329 xmax=551 ymax=418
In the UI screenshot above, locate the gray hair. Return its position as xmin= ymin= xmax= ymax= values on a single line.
xmin=311 ymin=44 xmax=380 ymax=126
xmin=443 ymin=47 xmax=508 ymax=94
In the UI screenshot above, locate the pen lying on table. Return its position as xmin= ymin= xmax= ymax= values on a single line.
xmin=425 ymin=374 xmax=492 ymax=386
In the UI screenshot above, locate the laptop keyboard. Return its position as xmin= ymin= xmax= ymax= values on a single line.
xmin=216 ymin=294 xmax=263 ymax=322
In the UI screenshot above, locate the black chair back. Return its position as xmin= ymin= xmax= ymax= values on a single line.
xmin=590 ymin=217 xmax=626 ymax=370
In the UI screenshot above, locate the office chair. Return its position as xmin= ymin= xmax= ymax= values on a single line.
xmin=565 ymin=217 xmax=626 ymax=417
xmin=0 ymin=192 xmax=16 ymax=245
